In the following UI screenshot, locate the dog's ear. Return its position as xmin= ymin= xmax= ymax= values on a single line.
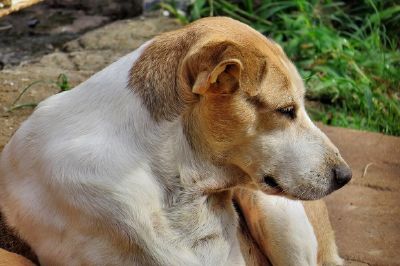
xmin=182 ymin=41 xmax=265 ymax=97
xmin=192 ymin=58 xmax=243 ymax=95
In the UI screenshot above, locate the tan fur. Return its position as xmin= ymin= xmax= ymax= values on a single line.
xmin=0 ymin=248 xmax=35 ymax=266
xmin=130 ymin=17 xmax=274 ymax=121
xmin=131 ymin=17 xmax=303 ymax=165
xmin=236 ymin=214 xmax=272 ymax=266
xmin=233 ymin=188 xmax=275 ymax=260
xmin=303 ymin=201 xmax=342 ymax=266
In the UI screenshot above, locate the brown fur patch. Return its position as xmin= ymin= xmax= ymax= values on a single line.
xmin=129 ymin=28 xmax=200 ymax=121
xmin=129 ymin=17 xmax=280 ymax=122
xmin=129 ymin=17 xmax=303 ymax=166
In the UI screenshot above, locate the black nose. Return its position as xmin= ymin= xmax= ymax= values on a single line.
xmin=333 ymin=165 xmax=352 ymax=188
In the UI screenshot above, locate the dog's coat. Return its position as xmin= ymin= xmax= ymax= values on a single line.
xmin=0 ymin=17 xmax=350 ymax=265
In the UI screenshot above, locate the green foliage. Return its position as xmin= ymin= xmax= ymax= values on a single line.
xmin=8 ymin=74 xmax=71 ymax=112
xmin=161 ymin=0 xmax=400 ymax=135
xmin=56 ymin=73 xmax=71 ymax=92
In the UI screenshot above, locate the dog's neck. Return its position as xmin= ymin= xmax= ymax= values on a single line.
xmin=129 ymin=105 xmax=245 ymax=201
xmin=128 ymin=36 xmax=254 ymax=201
xmin=83 ymin=41 xmax=246 ymax=199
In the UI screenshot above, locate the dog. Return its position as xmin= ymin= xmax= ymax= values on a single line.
xmin=0 ymin=17 xmax=351 ymax=265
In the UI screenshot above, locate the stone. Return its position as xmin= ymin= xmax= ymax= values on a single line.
xmin=47 ymin=0 xmax=144 ymax=17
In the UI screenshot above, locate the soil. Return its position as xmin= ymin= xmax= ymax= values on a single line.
xmin=0 ymin=2 xmax=112 ymax=68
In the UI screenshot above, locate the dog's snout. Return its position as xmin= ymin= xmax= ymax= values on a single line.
xmin=333 ymin=165 xmax=352 ymax=188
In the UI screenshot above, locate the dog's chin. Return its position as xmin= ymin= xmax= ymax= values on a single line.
xmin=261 ymin=175 xmax=333 ymax=200
xmin=283 ymin=192 xmax=327 ymax=201
xmin=260 ymin=186 xmax=328 ymax=201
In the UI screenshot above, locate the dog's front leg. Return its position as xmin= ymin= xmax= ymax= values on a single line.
xmin=233 ymin=187 xmax=318 ymax=266
xmin=302 ymin=200 xmax=343 ymax=266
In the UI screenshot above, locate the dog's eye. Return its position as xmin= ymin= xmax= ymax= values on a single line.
xmin=277 ymin=106 xmax=296 ymax=119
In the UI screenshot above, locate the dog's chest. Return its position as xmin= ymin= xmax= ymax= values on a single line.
xmin=164 ymin=190 xmax=244 ymax=265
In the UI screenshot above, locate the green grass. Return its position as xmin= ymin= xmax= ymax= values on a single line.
xmin=161 ymin=0 xmax=400 ymax=135
xmin=8 ymin=74 xmax=71 ymax=112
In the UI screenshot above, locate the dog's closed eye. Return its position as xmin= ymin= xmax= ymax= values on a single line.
xmin=277 ymin=105 xmax=296 ymax=119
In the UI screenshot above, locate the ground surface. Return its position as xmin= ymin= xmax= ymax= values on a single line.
xmin=0 ymin=14 xmax=399 ymax=266
xmin=0 ymin=1 xmax=126 ymax=68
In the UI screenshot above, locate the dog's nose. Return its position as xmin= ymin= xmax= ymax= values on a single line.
xmin=333 ymin=165 xmax=352 ymax=188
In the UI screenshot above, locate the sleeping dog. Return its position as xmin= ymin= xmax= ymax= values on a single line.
xmin=0 ymin=17 xmax=351 ymax=265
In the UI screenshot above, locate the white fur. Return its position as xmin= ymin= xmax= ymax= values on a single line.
xmin=262 ymin=106 xmax=342 ymax=200
xmin=0 ymin=41 xmax=319 ymax=265
xmin=254 ymin=192 xmax=318 ymax=266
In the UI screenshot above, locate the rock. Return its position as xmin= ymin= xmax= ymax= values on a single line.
xmin=63 ymin=16 xmax=179 ymax=52
xmin=46 ymin=0 xmax=144 ymax=17
xmin=49 ymin=15 xmax=110 ymax=34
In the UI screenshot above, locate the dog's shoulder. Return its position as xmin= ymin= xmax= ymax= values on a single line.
xmin=4 ymin=43 xmax=157 ymax=188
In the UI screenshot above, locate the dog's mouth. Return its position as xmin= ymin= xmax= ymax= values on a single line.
xmin=262 ymin=175 xmax=284 ymax=194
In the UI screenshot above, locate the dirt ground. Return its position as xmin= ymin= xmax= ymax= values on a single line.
xmin=0 ymin=2 xmax=115 ymax=69
xmin=0 ymin=13 xmax=399 ymax=266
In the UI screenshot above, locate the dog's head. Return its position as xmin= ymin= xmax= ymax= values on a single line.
xmin=131 ymin=17 xmax=351 ymax=200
